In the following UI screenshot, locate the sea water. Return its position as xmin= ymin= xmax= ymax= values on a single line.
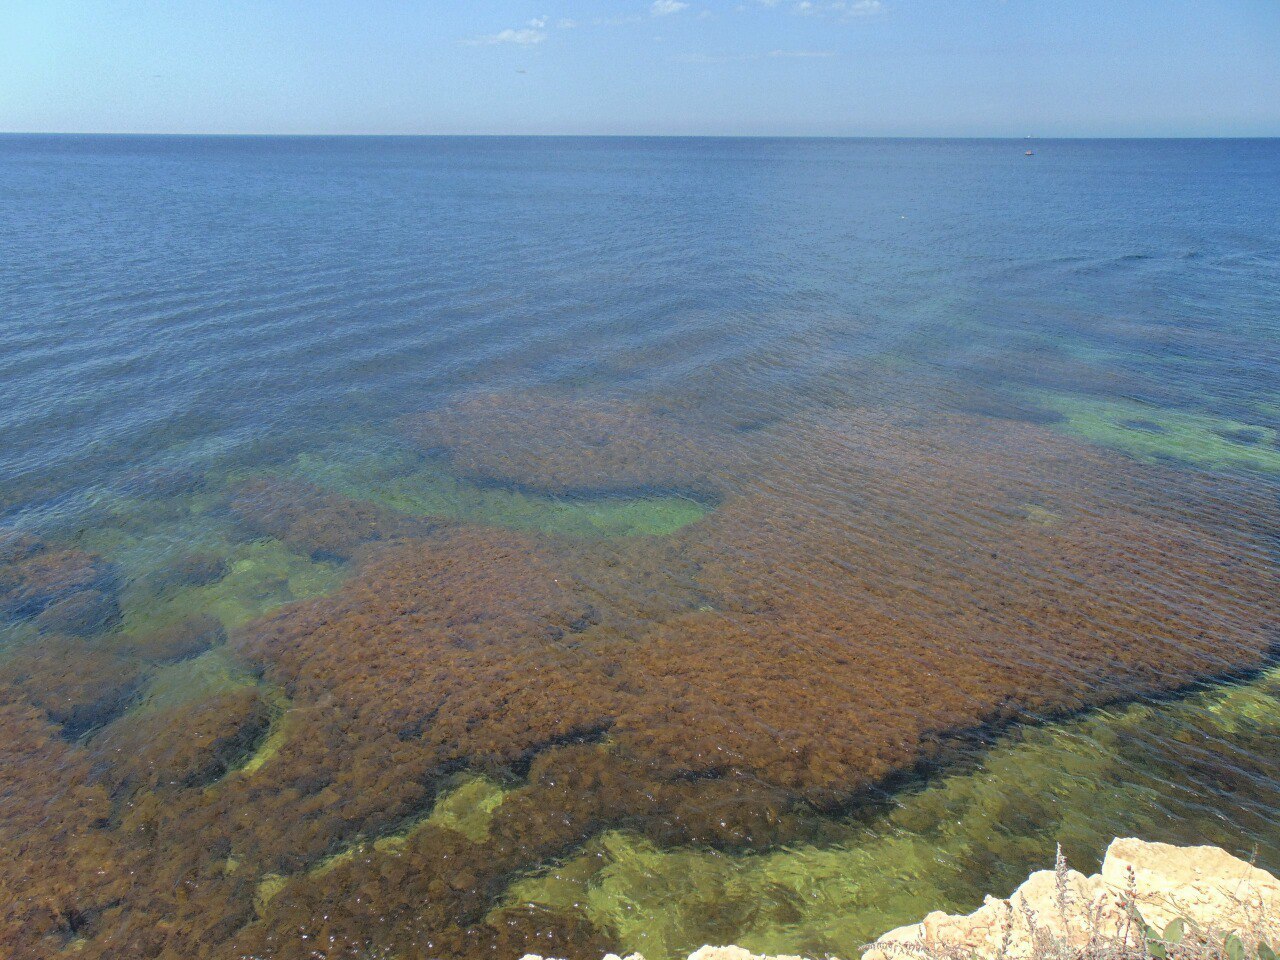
xmin=1 ymin=135 xmax=1278 ymax=960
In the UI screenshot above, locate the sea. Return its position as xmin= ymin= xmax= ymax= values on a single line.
xmin=1 ymin=135 xmax=1278 ymax=960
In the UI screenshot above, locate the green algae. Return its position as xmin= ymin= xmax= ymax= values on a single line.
xmin=500 ymin=667 xmax=1280 ymax=960
xmin=427 ymin=773 xmax=511 ymax=843
xmin=291 ymin=445 xmax=710 ymax=539
xmin=1033 ymin=393 xmax=1280 ymax=473
xmin=134 ymin=648 xmax=257 ymax=707
xmin=253 ymin=873 xmax=289 ymax=916
xmin=313 ymin=773 xmax=510 ymax=866
xmin=119 ymin=539 xmax=344 ymax=636
xmin=1019 ymin=503 xmax=1062 ymax=526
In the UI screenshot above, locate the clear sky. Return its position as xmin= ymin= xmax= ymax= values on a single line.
xmin=2 ymin=0 xmax=1278 ymax=136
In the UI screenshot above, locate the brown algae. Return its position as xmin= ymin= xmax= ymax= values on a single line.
xmin=0 ymin=397 xmax=1277 ymax=960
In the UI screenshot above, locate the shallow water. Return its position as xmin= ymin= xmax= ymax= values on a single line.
xmin=1 ymin=136 xmax=1278 ymax=960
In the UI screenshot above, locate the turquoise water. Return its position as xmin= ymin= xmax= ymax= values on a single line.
xmin=0 ymin=136 xmax=1278 ymax=960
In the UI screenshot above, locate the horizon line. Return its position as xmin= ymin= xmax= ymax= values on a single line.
xmin=3 ymin=131 xmax=1279 ymax=140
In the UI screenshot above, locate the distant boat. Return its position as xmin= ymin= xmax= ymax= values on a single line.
xmin=1024 ymin=149 xmax=1035 ymax=156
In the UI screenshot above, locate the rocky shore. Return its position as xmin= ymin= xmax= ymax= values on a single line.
xmin=523 ymin=839 xmax=1280 ymax=960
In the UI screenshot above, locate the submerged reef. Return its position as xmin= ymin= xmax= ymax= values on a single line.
xmin=0 ymin=534 xmax=118 ymax=624
xmin=401 ymin=392 xmax=725 ymax=497
xmin=0 ymin=399 xmax=1277 ymax=960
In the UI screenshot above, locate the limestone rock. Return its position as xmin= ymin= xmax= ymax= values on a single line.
xmin=865 ymin=838 xmax=1280 ymax=960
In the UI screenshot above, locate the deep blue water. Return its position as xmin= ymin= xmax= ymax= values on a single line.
xmin=4 ymin=136 xmax=1278 ymax=518
xmin=1 ymin=136 xmax=1279 ymax=960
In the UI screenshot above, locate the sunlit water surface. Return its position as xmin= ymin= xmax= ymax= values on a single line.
xmin=1 ymin=136 xmax=1278 ymax=960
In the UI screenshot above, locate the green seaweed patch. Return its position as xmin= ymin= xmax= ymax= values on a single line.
xmin=135 ymin=648 xmax=256 ymax=707
xmin=292 ymin=448 xmax=710 ymax=539
xmin=253 ymin=873 xmax=289 ymax=916
xmin=503 ymin=828 xmax=956 ymax=960
xmin=1033 ymin=393 xmax=1280 ymax=472
xmin=1019 ymin=503 xmax=1063 ymax=526
xmin=119 ymin=540 xmax=345 ymax=636
xmin=427 ymin=773 xmax=510 ymax=843
xmin=500 ymin=665 xmax=1280 ymax=960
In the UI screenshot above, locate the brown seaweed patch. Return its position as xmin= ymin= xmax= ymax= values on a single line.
xmin=233 ymin=408 xmax=1279 ymax=826
xmin=229 ymin=476 xmax=432 ymax=562
xmin=107 ymin=613 xmax=226 ymax=664
xmin=401 ymin=392 xmax=724 ymax=497
xmin=233 ymin=742 xmax=804 ymax=959
xmin=32 ymin=588 xmax=121 ymax=637
xmin=90 ymin=684 xmax=274 ymax=792
xmin=0 ymin=693 xmax=117 ymax=957
xmin=0 ymin=404 xmax=1276 ymax=960
xmin=0 ymin=636 xmax=144 ymax=737
xmin=0 ymin=538 xmax=118 ymax=621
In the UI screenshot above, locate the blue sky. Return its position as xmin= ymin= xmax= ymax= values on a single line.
xmin=2 ymin=0 xmax=1278 ymax=136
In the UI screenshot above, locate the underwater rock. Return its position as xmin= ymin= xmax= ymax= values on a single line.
xmin=0 ymin=636 xmax=143 ymax=738
xmin=0 ymin=542 xmax=117 ymax=620
xmin=866 ymin=838 xmax=1280 ymax=960
xmin=146 ymin=552 xmax=230 ymax=591
xmin=89 ymin=684 xmax=275 ymax=792
xmin=32 ymin=589 xmax=121 ymax=637
xmin=401 ymin=392 xmax=723 ymax=496
xmin=0 ymin=528 xmax=44 ymax=564
xmin=229 ymin=476 xmax=430 ymax=561
xmin=111 ymin=614 xmax=226 ymax=664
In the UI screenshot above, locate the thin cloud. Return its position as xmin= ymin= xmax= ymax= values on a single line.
xmin=462 ymin=17 xmax=552 ymax=46
xmin=462 ymin=27 xmax=546 ymax=46
xmin=651 ymin=0 xmax=690 ymax=15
